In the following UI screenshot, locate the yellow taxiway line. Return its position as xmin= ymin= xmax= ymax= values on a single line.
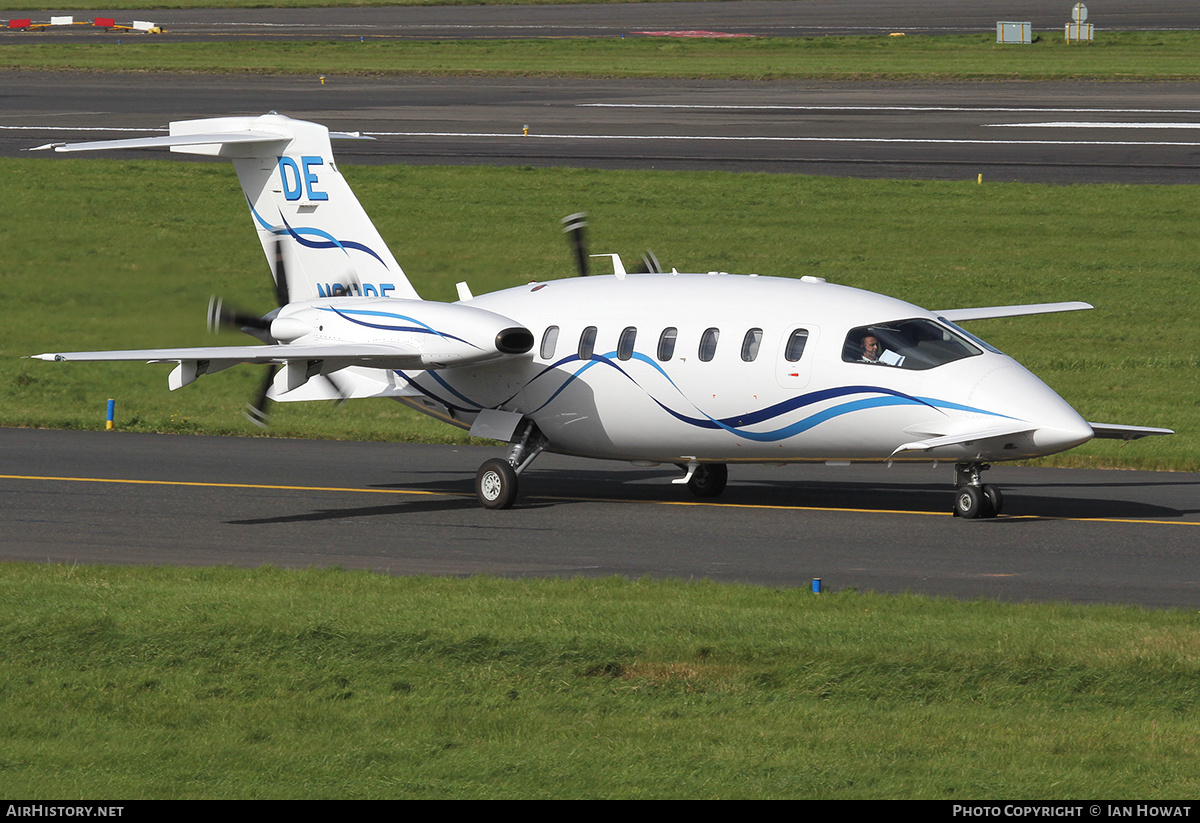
xmin=2 ymin=473 xmax=1196 ymax=527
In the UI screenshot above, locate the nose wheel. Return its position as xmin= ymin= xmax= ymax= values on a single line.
xmin=476 ymin=458 xmax=518 ymax=510
xmin=474 ymin=419 xmax=546 ymax=510
xmin=953 ymin=463 xmax=1003 ymax=519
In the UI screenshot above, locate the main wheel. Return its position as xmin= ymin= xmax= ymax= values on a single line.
xmin=982 ymin=484 xmax=1003 ymax=517
xmin=475 ymin=458 xmax=518 ymax=510
xmin=687 ymin=463 xmax=728 ymax=498
xmin=954 ymin=485 xmax=986 ymax=519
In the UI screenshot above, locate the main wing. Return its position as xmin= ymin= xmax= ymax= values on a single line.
xmin=1088 ymin=422 xmax=1174 ymax=440
xmin=29 ymin=342 xmax=427 ymax=392
xmin=936 ymin=302 xmax=1093 ymax=322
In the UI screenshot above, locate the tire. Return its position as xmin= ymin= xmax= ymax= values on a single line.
xmin=475 ymin=458 xmax=518 ymax=510
xmin=982 ymin=484 xmax=1003 ymax=517
xmin=954 ymin=485 xmax=986 ymax=519
xmin=687 ymin=463 xmax=728 ymax=498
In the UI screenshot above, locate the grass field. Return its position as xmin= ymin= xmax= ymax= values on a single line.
xmin=2 ymin=157 xmax=1194 ymax=468
xmin=2 ymin=32 xmax=1200 ymax=81
xmin=1 ymin=563 xmax=1197 ymax=799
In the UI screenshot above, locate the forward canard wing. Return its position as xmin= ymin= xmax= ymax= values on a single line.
xmin=888 ymin=422 xmax=1039 ymax=459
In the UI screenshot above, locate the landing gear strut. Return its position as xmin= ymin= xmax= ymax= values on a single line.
xmin=474 ymin=419 xmax=546 ymax=509
xmin=953 ymin=462 xmax=1003 ymax=519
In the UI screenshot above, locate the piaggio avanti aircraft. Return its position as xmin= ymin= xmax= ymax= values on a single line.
xmin=29 ymin=114 xmax=1172 ymax=517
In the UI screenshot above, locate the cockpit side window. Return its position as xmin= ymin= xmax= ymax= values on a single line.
xmin=842 ymin=319 xmax=982 ymax=370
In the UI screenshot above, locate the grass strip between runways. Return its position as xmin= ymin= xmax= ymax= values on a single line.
xmin=3 ymin=32 xmax=1200 ymax=81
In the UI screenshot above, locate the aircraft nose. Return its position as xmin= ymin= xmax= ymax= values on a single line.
xmin=969 ymin=364 xmax=1093 ymax=455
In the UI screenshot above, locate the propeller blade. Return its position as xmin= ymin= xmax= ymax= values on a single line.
xmin=272 ymin=237 xmax=290 ymax=307
xmin=207 ymin=295 xmax=270 ymax=334
xmin=561 ymin=212 xmax=589 ymax=277
xmin=243 ymin=364 xmax=279 ymax=428
xmin=633 ymin=250 xmax=663 ymax=274
xmin=322 ymin=372 xmax=353 ymax=409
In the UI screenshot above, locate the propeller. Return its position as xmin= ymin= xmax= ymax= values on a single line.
xmin=562 ymin=212 xmax=589 ymax=277
xmin=561 ymin=212 xmax=663 ymax=276
xmin=244 ymin=365 xmax=279 ymax=428
xmin=207 ymin=236 xmax=292 ymax=428
xmin=633 ymin=250 xmax=663 ymax=274
xmin=207 ymin=295 xmax=270 ymax=334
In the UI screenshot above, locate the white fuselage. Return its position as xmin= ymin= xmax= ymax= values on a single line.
xmin=390 ymin=273 xmax=1094 ymax=465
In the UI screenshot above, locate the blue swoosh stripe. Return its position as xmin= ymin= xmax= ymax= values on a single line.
xmin=319 ymin=308 xmax=479 ymax=350
xmin=246 ymin=199 xmax=388 ymax=269
xmin=395 ymin=350 xmax=1017 ymax=442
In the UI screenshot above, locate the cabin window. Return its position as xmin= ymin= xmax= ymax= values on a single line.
xmin=699 ymin=328 xmax=720 ymax=362
xmin=842 ymin=319 xmax=982 ymax=370
xmin=658 ymin=328 xmax=678 ymax=361
xmin=784 ymin=329 xmax=809 ymax=362
xmin=540 ymin=326 xmax=559 ymax=360
xmin=578 ymin=326 xmax=597 ymax=360
xmin=741 ymin=328 xmax=763 ymax=362
xmin=617 ymin=327 xmax=637 ymax=361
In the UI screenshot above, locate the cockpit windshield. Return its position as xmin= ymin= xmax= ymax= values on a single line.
xmin=842 ymin=318 xmax=982 ymax=370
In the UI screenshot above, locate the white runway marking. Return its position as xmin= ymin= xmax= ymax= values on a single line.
xmin=581 ymin=103 xmax=1200 ymax=115
xmin=0 ymin=125 xmax=166 ymax=133
xmin=987 ymin=121 xmax=1200 ymax=129
xmin=7 ymin=122 xmax=1200 ymax=151
xmin=364 ymin=130 xmax=1200 ymax=148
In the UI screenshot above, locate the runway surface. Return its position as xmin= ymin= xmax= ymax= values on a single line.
xmin=6 ymin=73 xmax=1200 ymax=183
xmin=4 ymin=1 xmax=1198 ymax=42
xmin=2 ymin=428 xmax=1197 ymax=608
xmin=4 ymin=1 xmax=1199 ymax=182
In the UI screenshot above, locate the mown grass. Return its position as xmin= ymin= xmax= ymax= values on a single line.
xmin=3 ymin=32 xmax=1200 ymax=81
xmin=1 ymin=563 xmax=1197 ymax=798
xmin=1 ymin=158 xmax=1195 ymax=468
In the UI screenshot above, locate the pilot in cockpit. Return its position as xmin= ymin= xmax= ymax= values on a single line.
xmin=860 ymin=334 xmax=882 ymax=363
xmin=858 ymin=332 xmax=905 ymax=366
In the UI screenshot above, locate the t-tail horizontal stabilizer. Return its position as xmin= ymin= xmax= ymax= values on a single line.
xmin=29 ymin=113 xmax=418 ymax=304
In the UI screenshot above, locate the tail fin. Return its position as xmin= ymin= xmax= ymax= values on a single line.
xmin=35 ymin=113 xmax=419 ymax=302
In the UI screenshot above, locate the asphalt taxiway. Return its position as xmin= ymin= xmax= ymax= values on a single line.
xmin=3 ymin=429 xmax=1197 ymax=608
xmin=6 ymin=73 xmax=1200 ymax=183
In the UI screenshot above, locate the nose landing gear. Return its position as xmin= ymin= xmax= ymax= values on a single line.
xmin=474 ymin=419 xmax=547 ymax=510
xmin=954 ymin=462 xmax=1003 ymax=519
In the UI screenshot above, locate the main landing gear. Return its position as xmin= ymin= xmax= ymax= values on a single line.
xmin=673 ymin=462 xmax=729 ymax=498
xmin=474 ymin=420 xmax=547 ymax=509
xmin=953 ymin=462 xmax=1003 ymax=519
